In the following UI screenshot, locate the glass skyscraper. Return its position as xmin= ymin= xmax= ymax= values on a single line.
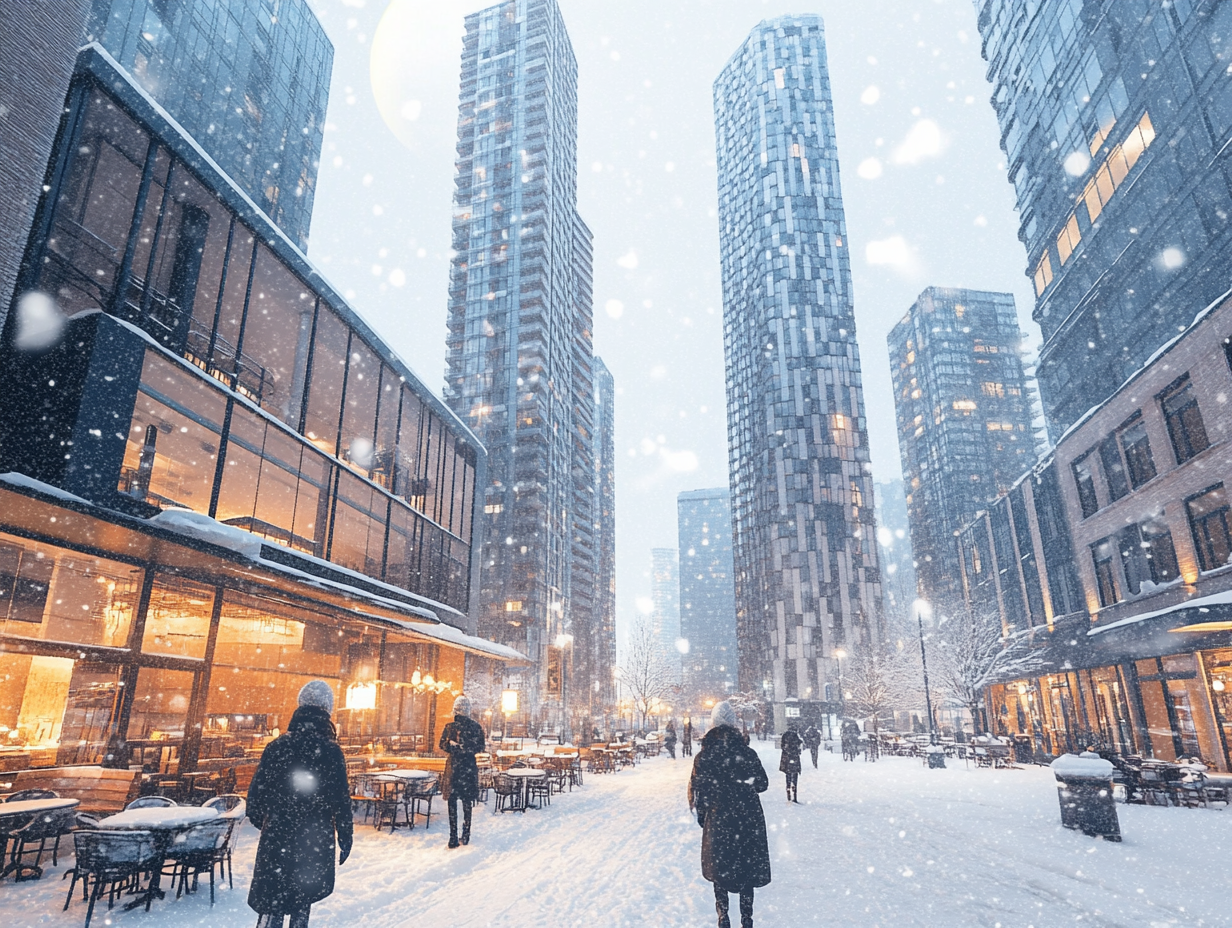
xmin=592 ymin=357 xmax=617 ymax=711
xmin=444 ymin=0 xmax=598 ymax=730
xmin=84 ymin=0 xmax=332 ymax=249
xmin=888 ymin=287 xmax=1035 ymax=612
xmin=977 ymin=0 xmax=1232 ymax=436
xmin=678 ymin=488 xmax=737 ymax=700
xmin=714 ymin=16 xmax=884 ymax=727
xmin=650 ymin=548 xmax=681 ymax=682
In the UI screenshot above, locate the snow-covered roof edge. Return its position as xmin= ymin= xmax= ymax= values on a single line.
xmin=1087 ymin=589 xmax=1232 ymax=636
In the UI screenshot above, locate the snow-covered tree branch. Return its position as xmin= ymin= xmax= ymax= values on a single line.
xmin=617 ymin=616 xmax=675 ymax=728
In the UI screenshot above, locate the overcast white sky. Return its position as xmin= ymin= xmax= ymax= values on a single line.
xmin=303 ymin=0 xmax=1036 ymax=648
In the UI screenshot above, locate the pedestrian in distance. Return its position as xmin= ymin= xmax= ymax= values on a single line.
xmin=688 ymin=700 xmax=771 ymax=928
xmin=682 ymin=718 xmax=694 ymax=757
xmin=664 ymin=719 xmax=678 ymax=759
xmin=247 ymin=681 xmax=353 ymax=928
xmin=803 ymin=723 xmax=821 ymax=769
xmin=439 ymin=694 xmax=486 ymax=848
xmin=779 ymin=725 xmax=803 ymax=803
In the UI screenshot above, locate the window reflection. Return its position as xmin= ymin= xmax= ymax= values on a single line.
xmin=119 ymin=351 xmax=226 ymax=510
xmin=141 ymin=576 xmax=214 ymax=659
xmin=371 ymin=367 xmax=401 ymax=490
xmin=0 ymin=531 xmax=140 ymax=648
xmin=238 ymin=246 xmax=314 ymax=425
xmin=330 ymin=470 xmax=388 ymax=577
xmin=0 ymin=655 xmax=122 ymax=766
xmin=128 ymin=666 xmax=195 ymax=759
xmin=339 ymin=337 xmax=380 ymax=477
xmin=302 ymin=306 xmax=348 ymax=455
xmin=210 ymin=232 xmax=255 ymax=384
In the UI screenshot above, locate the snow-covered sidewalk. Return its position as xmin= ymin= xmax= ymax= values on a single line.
xmin=2 ymin=744 xmax=1227 ymax=926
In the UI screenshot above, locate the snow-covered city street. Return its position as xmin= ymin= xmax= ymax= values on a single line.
xmin=4 ymin=745 xmax=1227 ymax=927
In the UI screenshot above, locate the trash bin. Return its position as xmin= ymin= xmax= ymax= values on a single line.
xmin=1050 ymin=752 xmax=1121 ymax=841
xmin=926 ymin=744 xmax=946 ymax=769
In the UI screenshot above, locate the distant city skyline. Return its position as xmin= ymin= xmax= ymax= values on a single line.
xmin=304 ymin=0 xmax=1039 ymax=659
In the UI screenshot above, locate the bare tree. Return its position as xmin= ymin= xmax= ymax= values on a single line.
xmin=617 ymin=616 xmax=675 ymax=728
xmin=932 ymin=606 xmax=1049 ymax=733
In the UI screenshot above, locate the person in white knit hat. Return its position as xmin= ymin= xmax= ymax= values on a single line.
xmin=687 ymin=700 xmax=771 ymax=928
xmin=247 ymin=680 xmax=352 ymax=928
xmin=438 ymin=694 xmax=486 ymax=848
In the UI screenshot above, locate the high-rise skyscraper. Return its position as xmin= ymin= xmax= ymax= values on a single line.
xmin=873 ymin=478 xmax=916 ymax=625
xmin=444 ymin=0 xmax=597 ymax=728
xmin=714 ymin=16 xmax=885 ymax=728
xmin=650 ymin=548 xmax=681 ymax=682
xmin=83 ymin=0 xmax=333 ymax=249
xmin=888 ymin=287 xmax=1035 ymax=610
xmin=592 ymin=357 xmax=617 ymax=711
xmin=976 ymin=0 xmax=1232 ymax=437
xmin=678 ymin=488 xmax=738 ymax=699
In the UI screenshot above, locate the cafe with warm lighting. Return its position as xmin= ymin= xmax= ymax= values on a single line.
xmin=0 ymin=46 xmax=527 ymax=783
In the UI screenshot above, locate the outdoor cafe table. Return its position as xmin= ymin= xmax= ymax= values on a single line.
xmin=98 ymin=805 xmax=219 ymax=908
xmin=379 ymin=769 xmax=434 ymax=780
xmin=503 ymin=768 xmax=546 ymax=810
xmin=0 ymin=797 xmax=80 ymax=880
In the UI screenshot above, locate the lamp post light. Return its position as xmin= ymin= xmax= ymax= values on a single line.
xmin=555 ymin=633 xmax=573 ymax=743
xmin=914 ymin=599 xmax=944 ymax=768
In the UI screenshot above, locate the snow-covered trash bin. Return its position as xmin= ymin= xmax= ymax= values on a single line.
xmin=1051 ymin=752 xmax=1121 ymax=841
xmin=926 ymin=744 xmax=946 ymax=769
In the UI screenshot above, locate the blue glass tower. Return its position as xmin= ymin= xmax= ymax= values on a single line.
xmin=678 ymin=488 xmax=737 ymax=700
xmin=85 ymin=0 xmax=332 ymax=249
xmin=977 ymin=0 xmax=1232 ymax=436
xmin=714 ymin=16 xmax=884 ymax=726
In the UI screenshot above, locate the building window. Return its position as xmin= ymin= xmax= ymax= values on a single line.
xmin=0 ymin=654 xmax=123 ymax=766
xmin=1033 ymin=253 xmax=1053 ymax=296
xmin=1091 ymin=538 xmax=1119 ymax=607
xmin=1072 ymin=453 xmax=1099 ymax=518
xmin=1056 ymin=213 xmax=1081 ymax=264
xmin=1187 ymin=485 xmax=1232 ymax=573
xmin=1160 ymin=375 xmax=1209 ymax=463
xmin=1119 ymin=519 xmax=1179 ymax=594
xmin=1097 ymin=436 xmax=1129 ymax=502
xmin=1117 ymin=414 xmax=1156 ymax=489
xmin=141 ymin=576 xmax=215 ymax=660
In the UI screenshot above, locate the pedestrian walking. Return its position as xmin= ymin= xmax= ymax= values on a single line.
xmin=803 ymin=723 xmax=821 ymax=769
xmin=664 ymin=719 xmax=678 ymax=759
xmin=688 ymin=701 xmax=771 ymax=928
xmin=439 ymin=694 xmax=486 ymax=848
xmin=779 ymin=726 xmax=803 ymax=803
xmin=247 ymin=681 xmax=353 ymax=928
xmin=682 ymin=718 xmax=693 ymax=757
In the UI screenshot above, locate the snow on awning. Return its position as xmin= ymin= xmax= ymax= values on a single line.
xmin=1088 ymin=589 xmax=1232 ymax=635
xmin=346 ymin=608 xmax=530 ymax=664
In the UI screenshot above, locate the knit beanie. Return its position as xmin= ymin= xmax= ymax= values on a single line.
xmin=453 ymin=695 xmax=472 ymax=717
xmin=711 ymin=700 xmax=739 ymax=729
xmin=298 ymin=680 xmax=335 ymax=714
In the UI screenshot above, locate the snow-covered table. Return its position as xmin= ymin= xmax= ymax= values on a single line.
xmin=504 ymin=768 xmax=547 ymax=810
xmin=379 ymin=769 xmax=435 ymax=781
xmin=98 ymin=806 xmax=220 ymax=907
xmin=0 ymin=797 xmax=79 ymax=880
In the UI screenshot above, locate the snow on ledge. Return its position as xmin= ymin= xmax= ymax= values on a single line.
xmin=1050 ymin=753 xmax=1114 ymax=778
xmin=1088 ymin=589 xmax=1232 ymax=635
xmin=149 ymin=508 xmax=263 ymax=559
xmin=0 ymin=472 xmax=92 ymax=506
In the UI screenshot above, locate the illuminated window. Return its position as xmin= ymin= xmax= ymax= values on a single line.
xmin=987 ymin=422 xmax=1002 ymax=431
xmin=1057 ymin=214 xmax=1081 ymax=264
xmin=952 ymin=399 xmax=977 ymax=411
xmin=1033 ymin=252 xmax=1054 ymax=296
xmin=774 ymin=68 xmax=785 ymax=89
xmin=791 ymin=142 xmax=801 ymax=157
xmin=505 ymin=600 xmax=523 ymax=612
xmin=980 ymin=382 xmax=1005 ymax=397
xmin=905 ymin=350 xmax=915 ymax=364
xmin=484 ymin=503 xmax=504 ymax=514
xmin=955 ymin=304 xmax=965 ymax=318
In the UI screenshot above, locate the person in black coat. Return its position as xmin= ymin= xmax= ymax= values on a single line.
xmin=682 ymin=718 xmax=693 ymax=757
xmin=779 ymin=726 xmax=803 ymax=803
xmin=688 ymin=701 xmax=771 ymax=928
xmin=803 ymin=724 xmax=822 ymax=768
xmin=439 ymin=694 xmax=486 ymax=848
xmin=247 ymin=681 xmax=353 ymax=928
xmin=664 ymin=720 xmax=678 ymax=759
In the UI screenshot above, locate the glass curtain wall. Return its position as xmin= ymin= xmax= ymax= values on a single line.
xmin=27 ymin=79 xmax=479 ymax=612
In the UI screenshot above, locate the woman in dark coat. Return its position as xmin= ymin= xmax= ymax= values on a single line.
xmin=689 ymin=701 xmax=771 ymax=928
xmin=247 ymin=681 xmax=353 ymax=928
xmin=682 ymin=718 xmax=693 ymax=757
xmin=664 ymin=720 xmax=678 ymax=759
xmin=779 ymin=726 xmax=803 ymax=803
xmin=438 ymin=695 xmax=486 ymax=848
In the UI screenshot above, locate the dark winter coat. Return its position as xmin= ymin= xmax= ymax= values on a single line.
xmin=247 ymin=705 xmax=354 ymax=916
xmin=802 ymin=726 xmax=821 ymax=750
xmin=688 ymin=725 xmax=771 ymax=892
xmin=779 ymin=729 xmax=803 ymax=774
xmin=439 ymin=713 xmax=486 ymax=802
xmin=682 ymin=721 xmax=693 ymax=748
xmin=664 ymin=725 xmax=678 ymax=747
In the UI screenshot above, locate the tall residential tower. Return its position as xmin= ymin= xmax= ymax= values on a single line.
xmin=977 ymin=0 xmax=1232 ymax=436
xmin=444 ymin=0 xmax=597 ymax=730
xmin=888 ymin=288 xmax=1035 ymax=611
xmin=678 ymin=488 xmax=738 ymax=700
xmin=714 ymin=16 xmax=885 ymax=729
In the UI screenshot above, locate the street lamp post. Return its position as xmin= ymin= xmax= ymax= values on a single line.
xmin=555 ymin=633 xmax=573 ymax=743
xmin=914 ymin=599 xmax=943 ymax=767
xmin=833 ymin=648 xmax=847 ymax=721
